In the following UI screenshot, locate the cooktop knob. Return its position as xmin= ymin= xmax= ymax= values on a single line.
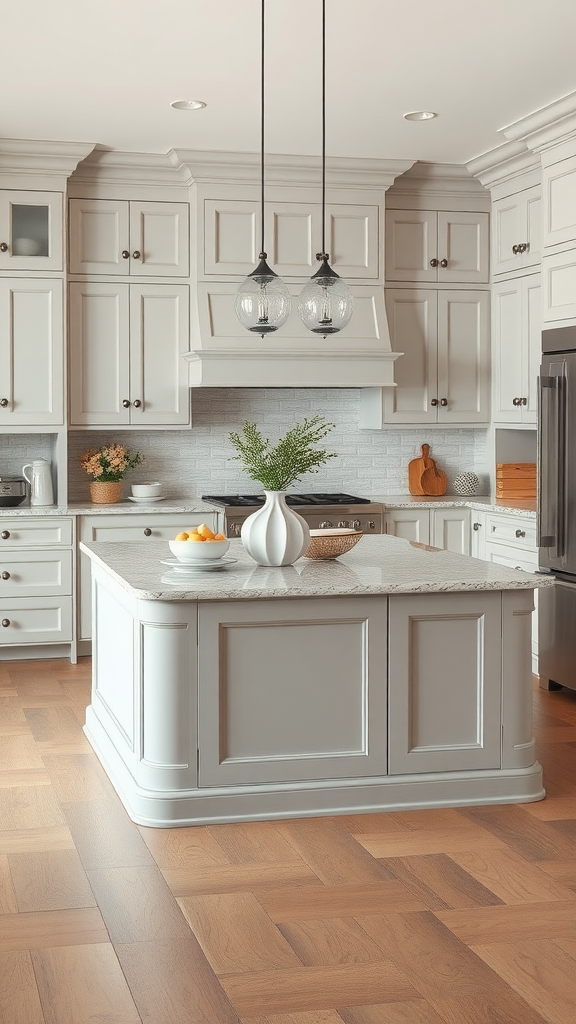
xmin=338 ymin=520 xmax=350 ymax=528
xmin=319 ymin=520 xmax=333 ymax=529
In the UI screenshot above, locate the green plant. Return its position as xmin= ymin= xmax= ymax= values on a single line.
xmin=229 ymin=416 xmax=337 ymax=491
xmin=79 ymin=443 xmax=143 ymax=482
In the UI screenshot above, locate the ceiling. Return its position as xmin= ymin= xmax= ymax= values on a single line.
xmin=4 ymin=0 xmax=576 ymax=165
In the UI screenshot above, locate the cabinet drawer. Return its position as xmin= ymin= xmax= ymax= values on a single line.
xmin=80 ymin=513 xmax=218 ymax=543
xmin=0 ymin=550 xmax=72 ymax=597
xmin=0 ymin=518 xmax=73 ymax=547
xmin=0 ymin=597 xmax=73 ymax=644
xmin=484 ymin=544 xmax=538 ymax=573
xmin=485 ymin=515 xmax=536 ymax=549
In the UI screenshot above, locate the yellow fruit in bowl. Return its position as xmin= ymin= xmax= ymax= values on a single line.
xmin=187 ymin=534 xmax=205 ymax=541
xmin=213 ymin=532 xmax=226 ymax=541
xmin=197 ymin=523 xmax=215 ymax=540
xmin=174 ymin=531 xmax=189 ymax=541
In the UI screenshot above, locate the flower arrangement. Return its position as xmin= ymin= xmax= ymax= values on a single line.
xmin=79 ymin=443 xmax=143 ymax=482
xmin=228 ymin=415 xmax=337 ymax=491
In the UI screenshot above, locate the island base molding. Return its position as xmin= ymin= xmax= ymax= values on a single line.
xmin=84 ymin=707 xmax=544 ymax=828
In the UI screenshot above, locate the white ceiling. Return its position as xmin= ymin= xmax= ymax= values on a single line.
xmin=4 ymin=0 xmax=576 ymax=165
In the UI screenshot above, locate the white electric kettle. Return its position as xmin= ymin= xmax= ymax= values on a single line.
xmin=22 ymin=459 xmax=54 ymax=507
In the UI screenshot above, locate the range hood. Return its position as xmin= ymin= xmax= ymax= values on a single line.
xmin=176 ymin=150 xmax=414 ymax=388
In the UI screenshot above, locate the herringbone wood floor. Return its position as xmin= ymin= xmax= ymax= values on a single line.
xmin=1 ymin=660 xmax=576 ymax=1023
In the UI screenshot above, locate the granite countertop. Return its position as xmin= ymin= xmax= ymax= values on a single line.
xmin=80 ymin=535 xmax=553 ymax=603
xmin=0 ymin=495 xmax=537 ymax=518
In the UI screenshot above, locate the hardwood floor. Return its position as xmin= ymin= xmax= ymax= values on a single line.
xmin=1 ymin=660 xmax=576 ymax=1023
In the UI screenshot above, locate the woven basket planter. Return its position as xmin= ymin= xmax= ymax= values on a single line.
xmin=90 ymin=480 xmax=122 ymax=504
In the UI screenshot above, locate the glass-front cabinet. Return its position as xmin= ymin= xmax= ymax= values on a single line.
xmin=0 ymin=191 xmax=63 ymax=271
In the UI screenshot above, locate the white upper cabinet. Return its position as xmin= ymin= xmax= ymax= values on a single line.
xmin=69 ymin=281 xmax=190 ymax=427
xmin=203 ymin=197 xmax=379 ymax=280
xmin=371 ymin=288 xmax=489 ymax=425
xmin=69 ymin=199 xmax=189 ymax=276
xmin=0 ymin=279 xmax=63 ymax=425
xmin=492 ymin=275 xmax=541 ymax=424
xmin=542 ymin=152 xmax=576 ymax=251
xmin=385 ymin=209 xmax=489 ymax=284
xmin=492 ymin=185 xmax=541 ymax=276
xmin=0 ymin=190 xmax=63 ymax=271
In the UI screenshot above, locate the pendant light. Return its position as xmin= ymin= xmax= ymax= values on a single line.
xmin=235 ymin=0 xmax=291 ymax=337
xmin=298 ymin=0 xmax=354 ymax=337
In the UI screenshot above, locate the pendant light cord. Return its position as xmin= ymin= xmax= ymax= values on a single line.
xmin=321 ymin=0 xmax=326 ymax=258
xmin=259 ymin=0 xmax=266 ymax=258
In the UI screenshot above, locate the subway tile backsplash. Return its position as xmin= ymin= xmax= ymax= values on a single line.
xmin=60 ymin=388 xmax=488 ymax=500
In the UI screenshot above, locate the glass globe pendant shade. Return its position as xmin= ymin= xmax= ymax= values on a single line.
xmin=298 ymin=258 xmax=354 ymax=336
xmin=235 ymin=257 xmax=292 ymax=336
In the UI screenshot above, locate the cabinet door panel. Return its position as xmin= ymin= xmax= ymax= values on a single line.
xmin=525 ymin=188 xmax=542 ymax=269
xmin=432 ymin=508 xmax=471 ymax=555
xmin=383 ymin=289 xmax=438 ymax=423
xmin=266 ymin=202 xmax=319 ymax=275
xmin=129 ymin=284 xmax=190 ymax=425
xmin=69 ymin=282 xmax=130 ymax=425
xmin=0 ymin=190 xmax=63 ymax=271
xmin=385 ymin=509 xmax=430 ymax=544
xmin=542 ymin=251 xmax=576 ymax=323
xmin=437 ymin=212 xmax=489 ymax=283
xmin=0 ymin=279 xmax=63 ymax=426
xmin=204 ymin=199 xmax=258 ymax=274
xmin=130 ymin=202 xmax=189 ymax=276
xmin=437 ymin=291 xmax=489 ymax=423
xmin=389 ymin=592 xmax=502 ymax=773
xmin=385 ymin=210 xmax=437 ymax=282
xmin=543 ymin=154 xmax=576 ymax=248
xmin=524 ymin=276 xmax=541 ymax=422
xmin=493 ymin=196 xmax=521 ymax=276
xmin=327 ymin=203 xmax=379 ymax=279
xmin=492 ymin=280 xmax=523 ymax=423
xmin=69 ymin=199 xmax=130 ymax=275
xmin=197 ymin=596 xmax=388 ymax=785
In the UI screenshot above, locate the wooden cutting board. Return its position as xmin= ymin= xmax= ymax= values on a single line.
xmin=408 ymin=444 xmax=431 ymax=495
xmin=421 ymin=452 xmax=448 ymax=495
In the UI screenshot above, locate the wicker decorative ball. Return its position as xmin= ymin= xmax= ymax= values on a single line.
xmin=453 ymin=472 xmax=480 ymax=496
xmin=304 ymin=528 xmax=363 ymax=560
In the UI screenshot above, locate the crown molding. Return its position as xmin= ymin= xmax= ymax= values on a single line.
xmin=388 ymin=160 xmax=489 ymax=197
xmin=0 ymin=138 xmax=95 ymax=185
xmin=500 ymin=90 xmax=576 ymax=152
xmin=70 ymin=147 xmax=193 ymax=187
xmin=173 ymin=149 xmax=416 ymax=190
xmin=466 ymin=141 xmax=540 ymax=188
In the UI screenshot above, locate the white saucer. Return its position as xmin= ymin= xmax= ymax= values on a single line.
xmin=160 ymin=556 xmax=237 ymax=572
xmin=128 ymin=495 xmax=165 ymax=503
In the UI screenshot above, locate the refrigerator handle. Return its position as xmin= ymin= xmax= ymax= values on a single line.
xmin=538 ymin=373 xmax=565 ymax=557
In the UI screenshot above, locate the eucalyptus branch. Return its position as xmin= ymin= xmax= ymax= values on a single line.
xmin=229 ymin=416 xmax=337 ymax=491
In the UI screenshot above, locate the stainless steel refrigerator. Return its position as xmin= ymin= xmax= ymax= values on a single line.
xmin=539 ymin=326 xmax=576 ymax=691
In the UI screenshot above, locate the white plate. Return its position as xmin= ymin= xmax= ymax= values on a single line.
xmin=127 ymin=495 xmax=166 ymax=503
xmin=160 ymin=556 xmax=238 ymax=572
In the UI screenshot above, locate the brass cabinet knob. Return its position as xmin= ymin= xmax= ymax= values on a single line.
xmin=132 ymin=399 xmax=142 ymax=408
xmin=132 ymin=250 xmax=141 ymax=259
xmin=430 ymin=398 xmax=439 ymax=406
xmin=1 ymin=619 xmax=10 ymax=627
xmin=429 ymin=258 xmax=439 ymax=267
xmin=516 ymin=529 xmax=526 ymax=538
xmin=439 ymin=258 xmax=448 ymax=268
xmin=512 ymin=243 xmax=528 ymax=255
xmin=0 ymin=242 xmax=8 ymax=253
xmin=1 ymin=571 xmax=10 ymax=580
xmin=122 ymin=250 xmax=130 ymax=259
xmin=1 ymin=531 xmax=10 ymax=540
xmin=512 ymin=397 xmax=520 ymax=406
xmin=122 ymin=399 xmax=131 ymax=408
xmin=0 ymin=398 xmax=9 ymax=407
xmin=473 ymin=522 xmax=481 ymax=531
xmin=143 ymin=528 xmax=152 ymax=537
xmin=440 ymin=398 xmax=448 ymax=406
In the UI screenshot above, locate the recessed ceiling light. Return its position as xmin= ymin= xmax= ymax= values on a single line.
xmin=403 ymin=110 xmax=437 ymax=121
xmin=170 ymin=99 xmax=207 ymax=111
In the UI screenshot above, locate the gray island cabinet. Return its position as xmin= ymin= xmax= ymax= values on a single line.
xmin=80 ymin=535 xmax=553 ymax=827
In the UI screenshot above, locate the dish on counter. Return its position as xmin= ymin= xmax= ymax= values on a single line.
xmin=127 ymin=495 xmax=166 ymax=503
xmin=160 ymin=556 xmax=238 ymax=572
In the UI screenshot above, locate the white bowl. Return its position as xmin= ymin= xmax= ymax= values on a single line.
xmin=169 ymin=538 xmax=230 ymax=562
xmin=13 ymin=237 xmax=42 ymax=256
xmin=131 ymin=481 xmax=163 ymax=497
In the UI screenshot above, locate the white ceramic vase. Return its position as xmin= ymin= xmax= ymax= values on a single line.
xmin=241 ymin=490 xmax=310 ymax=566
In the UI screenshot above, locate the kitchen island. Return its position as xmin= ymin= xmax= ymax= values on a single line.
xmin=80 ymin=535 xmax=553 ymax=827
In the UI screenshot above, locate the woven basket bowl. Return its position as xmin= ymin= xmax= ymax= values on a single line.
xmin=304 ymin=528 xmax=363 ymax=560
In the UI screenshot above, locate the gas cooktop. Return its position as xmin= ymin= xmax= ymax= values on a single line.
xmin=202 ymin=492 xmax=373 ymax=508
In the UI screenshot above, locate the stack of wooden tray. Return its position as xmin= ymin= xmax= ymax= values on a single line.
xmin=495 ymin=463 xmax=537 ymax=499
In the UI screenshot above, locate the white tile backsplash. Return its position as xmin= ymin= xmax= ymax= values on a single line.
xmin=64 ymin=388 xmax=489 ymax=499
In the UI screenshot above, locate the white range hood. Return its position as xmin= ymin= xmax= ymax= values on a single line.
xmin=176 ymin=150 xmax=414 ymax=388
